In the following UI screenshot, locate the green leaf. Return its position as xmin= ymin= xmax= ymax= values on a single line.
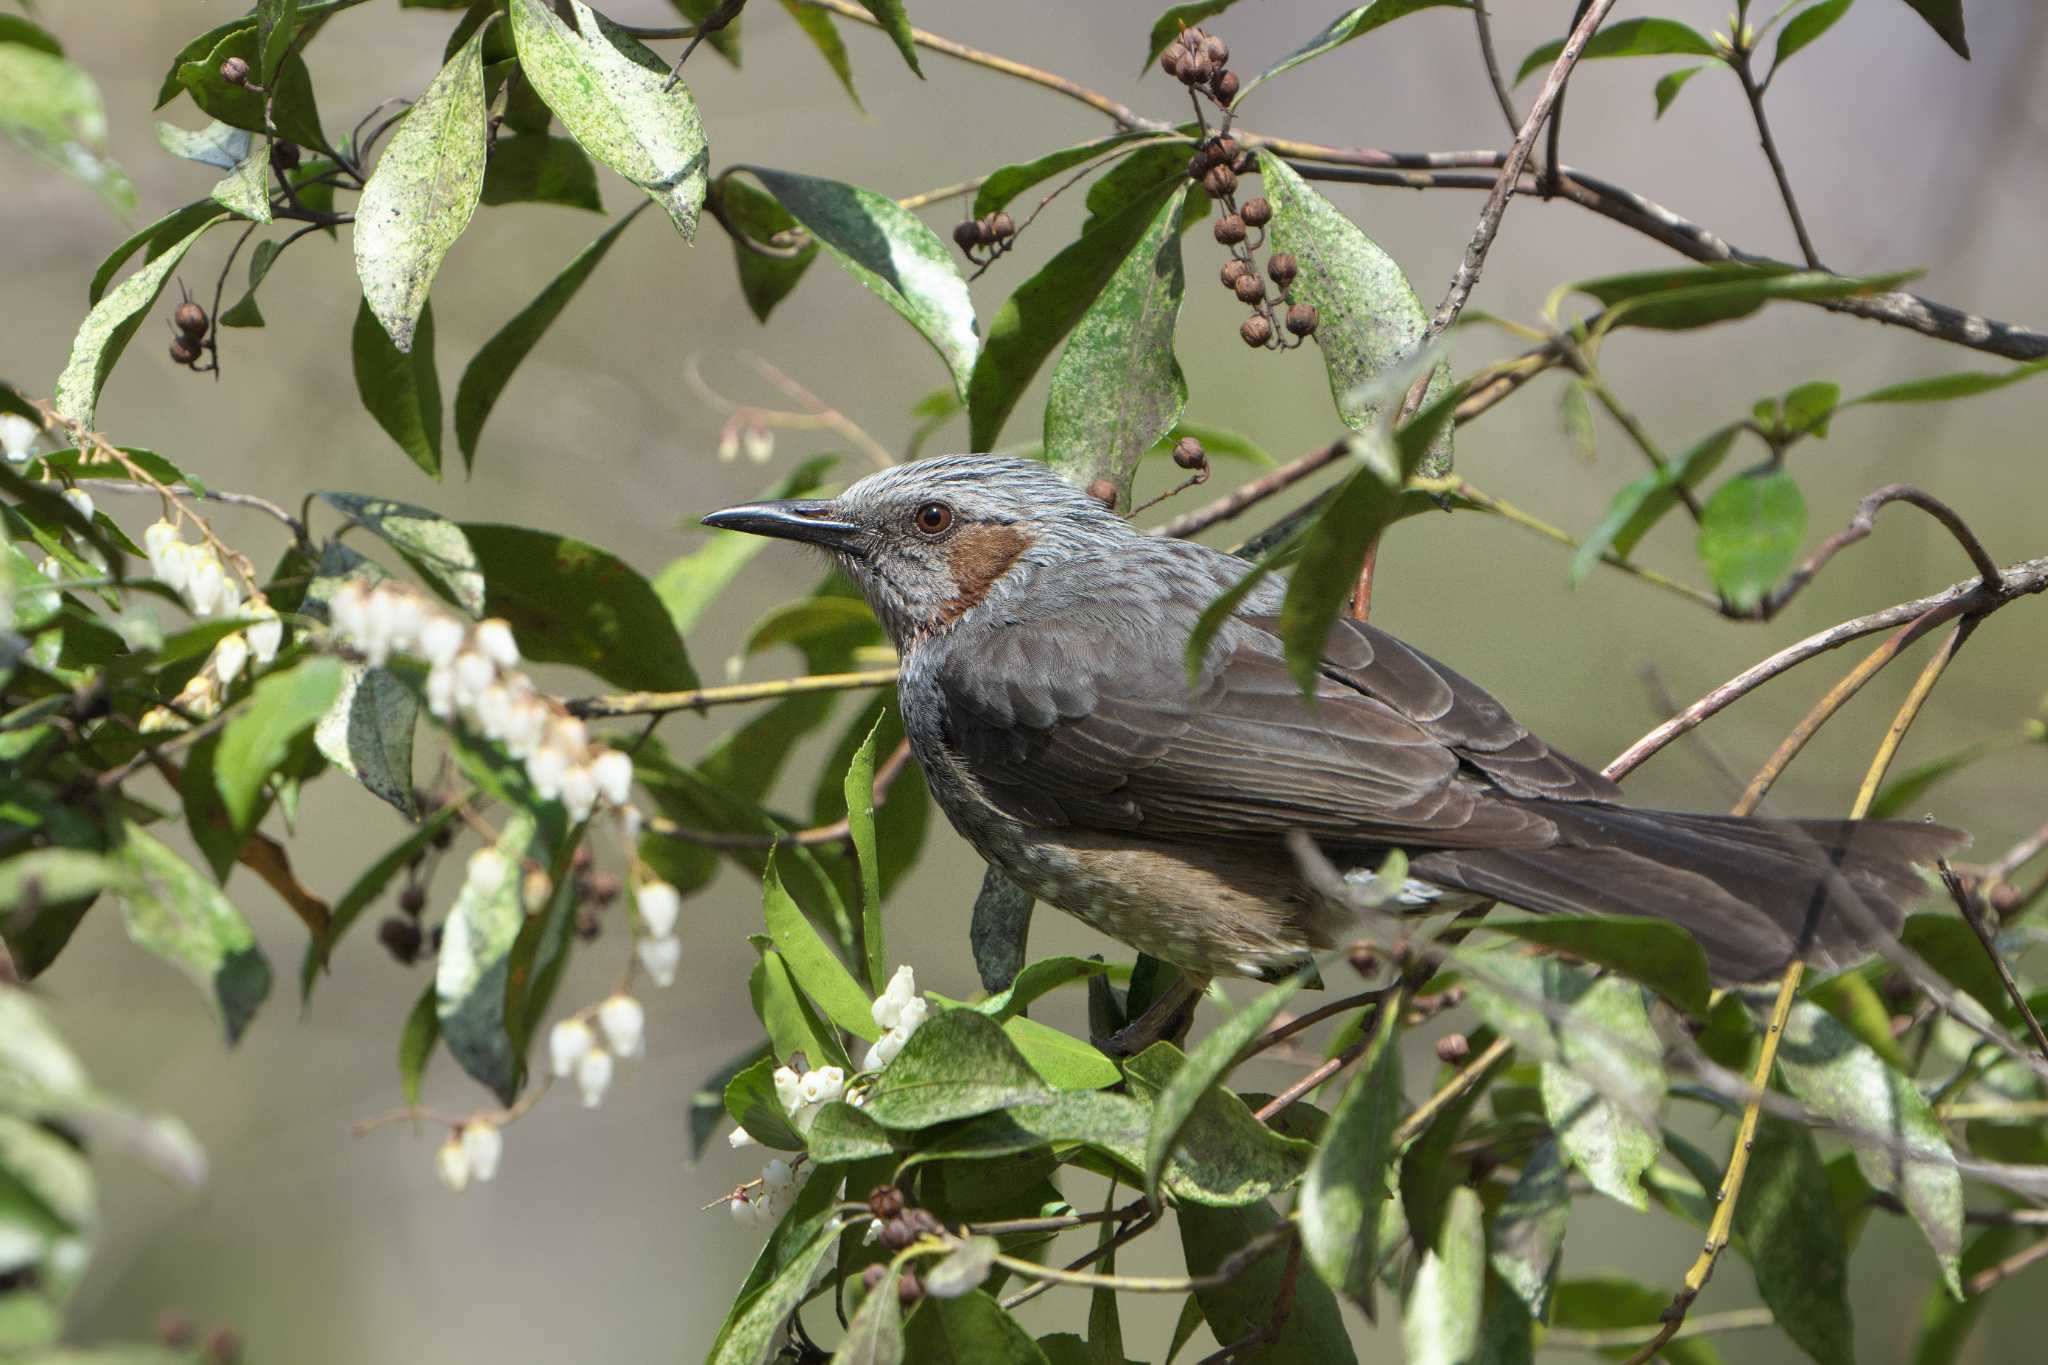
xmin=175 ymin=26 xmax=326 ymax=170
xmin=1805 ymin=966 xmax=1910 ymax=1072
xmin=1300 ymin=1002 xmax=1401 ymax=1306
xmin=1899 ymin=0 xmax=1967 ymax=58
xmin=1181 ymin=1202 xmax=1360 ymax=1364
xmin=1734 ymin=1115 xmax=1856 ymax=1365
xmin=743 ymin=166 xmax=979 ymax=399
xmin=806 ymin=1100 xmax=898 ymax=1164
xmin=1140 ymin=972 xmax=1304 ymax=1198
xmin=1260 ymin=153 xmax=1451 ymax=470
xmin=1514 ymin=17 xmax=1718 ymax=84
xmin=1490 ymin=1138 xmax=1569 ymax=1321
xmin=155 ymin=118 xmax=252 ymax=169
xmin=715 ymin=174 xmax=821 ymax=324
xmin=257 ymin=0 xmax=302 ymax=83
xmin=1776 ymin=1000 xmax=1963 ymax=1291
xmin=352 ymin=296 xmax=443 ymax=477
xmin=454 ymin=206 xmax=643 ymax=469
xmin=208 ymin=129 xmax=272 ymax=223
xmin=213 ymin=655 xmax=344 ymax=834
xmin=1403 ymin=1185 xmax=1485 ymax=1365
xmin=398 ymin=982 xmax=438 ymax=1106
xmin=925 ymin=1235 xmax=1000 ymax=1300
xmin=751 ymin=947 xmax=850 ymax=1072
xmin=1482 ymin=914 xmax=1712 ymax=1016
xmin=836 ymin=1259 xmax=907 ymax=1363
xmin=1142 ymin=3 xmax=1246 ymax=71
xmin=1001 ymin=1015 xmax=1120 ymax=1091
xmin=1775 ymin=0 xmax=1855 ymax=71
xmin=1871 ymin=734 xmax=2019 ymax=819
xmin=725 ymin=1054 xmax=805 ymax=1151
xmin=481 ymin=132 xmax=603 ymax=211
xmin=1578 ymin=264 xmax=1918 ymax=331
xmin=664 ymin=0 xmax=743 ymax=65
xmin=458 ymin=522 xmax=698 ymax=691
xmin=1152 ymin=419 xmax=1273 ymax=468
xmin=353 ymin=29 xmax=486 ymax=350
xmin=973 ymin=133 xmax=1161 ymax=218
xmin=1898 ymin=914 xmax=2008 ymax=1021
xmin=314 ymin=657 xmax=420 ymax=815
xmin=1781 ymin=379 xmax=1840 ymax=436
xmin=1126 ymin=1042 xmax=1313 ymax=1207
xmin=1698 ymin=467 xmax=1805 ymax=612
xmin=1569 ymin=424 xmax=1739 ymax=585
xmin=779 ymin=0 xmax=862 ymax=109
xmin=967 ymin=180 xmax=1176 ymax=454
xmin=901 ymin=1291 xmax=1049 ymax=1364
xmin=1042 ymin=185 xmax=1191 ymax=501
xmin=706 ymin=1216 xmax=847 ymax=1365
xmin=1550 ymin=1279 xmax=1725 ymax=1365
xmin=977 ymin=955 xmax=1115 ymax=1020
xmin=1653 ymin=63 xmax=1708 ymax=116
xmin=850 ymin=0 xmax=922 ymax=76
xmin=1245 ymin=0 xmax=1467 ymax=100
xmin=844 ymin=714 xmax=887 ymax=995
xmin=509 ymin=0 xmax=709 ymax=238
xmin=1845 ymin=357 xmax=2048 ymax=405
xmin=435 ymin=809 xmax=535 ymax=1104
xmin=0 ymin=45 xmax=135 ymax=214
xmin=318 ymin=491 xmax=482 ymax=615
xmin=654 ymin=456 xmax=836 ymax=633
xmin=301 ymin=802 xmax=460 ymax=999
xmin=968 ymin=867 xmax=1035 ymax=995
xmin=764 ymin=850 xmax=880 ymax=1042
xmin=0 ymin=15 xmax=64 ymax=56
xmin=87 ymin=201 xmax=223 ymax=305
xmin=113 ymin=824 xmax=271 ymax=1045
xmin=220 ymin=239 xmax=284 ymax=328
xmin=860 ymin=1008 xmax=1052 ymax=1129
xmin=54 ymin=215 xmax=223 ymax=426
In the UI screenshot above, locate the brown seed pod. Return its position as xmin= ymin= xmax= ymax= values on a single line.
xmin=1266 ymin=251 xmax=1298 ymax=286
xmin=1238 ymin=196 xmax=1272 ymax=228
xmin=169 ymin=335 xmax=202 ymax=366
xmin=1188 ymin=151 xmax=1211 ymax=180
xmin=1435 ymin=1032 xmax=1472 ymax=1065
xmin=1211 ymin=136 xmax=1238 ymax=164
xmin=1211 ymin=70 xmax=1240 ymax=103
xmin=952 ymin=220 xmax=980 ymax=252
xmin=398 ymin=883 xmax=427 ymax=917
xmin=270 ymin=140 xmax=301 ymax=171
xmin=219 ymin=56 xmax=250 ymax=86
xmin=1158 ymin=47 xmax=1182 ymax=78
xmin=174 ymin=301 xmax=209 ymax=336
xmin=1213 ymin=214 xmax=1247 ymax=246
xmin=897 ymin=1269 xmax=925 ymax=1307
xmin=869 ymin=1185 xmax=907 ymax=1220
xmin=974 ymin=216 xmax=998 ymax=246
xmin=583 ymin=869 xmax=621 ymax=907
xmin=861 ymin=1263 xmax=887 ymax=1293
xmin=1286 ymin=302 xmax=1320 ymax=337
xmin=1202 ymin=164 xmax=1237 ymax=199
xmin=1240 ymin=314 xmax=1274 ymax=348
xmin=203 ymin=1326 xmax=243 ymax=1365
xmin=1086 ymin=478 xmax=1119 ymax=508
xmin=1203 ymin=35 xmax=1229 ymax=65
xmin=988 ymin=212 xmax=1015 ymax=240
xmin=377 ymin=916 xmax=422 ymax=965
xmin=1179 ymin=55 xmax=1213 ymax=85
xmin=877 ymin=1218 xmax=917 ymax=1252
xmin=1220 ymin=258 xmax=1251 ymax=287
xmin=1172 ymin=436 xmax=1208 ymax=470
xmin=1232 ymin=272 xmax=1265 ymax=304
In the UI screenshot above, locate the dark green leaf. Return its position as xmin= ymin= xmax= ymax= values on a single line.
xmin=1872 ymin=734 xmax=2019 ymax=819
xmin=1482 ymin=914 xmax=1711 ymax=1016
xmin=968 ymin=868 xmax=1035 ymax=995
xmin=435 ymin=809 xmax=535 ymax=1104
xmin=901 ymin=1291 xmax=1049 ymax=1364
xmin=763 ymin=850 xmax=879 ymax=1042
xmin=86 ymin=201 xmax=222 ymax=305
xmin=1140 ymin=972 xmax=1304 ymax=1198
xmin=779 ymin=0 xmax=862 ymax=109
xmin=1403 ymin=1185 xmax=1485 ymax=1365
xmin=1899 ymin=0 xmax=1967 ymax=58
xmin=55 ymin=215 xmax=223 ymax=426
xmin=1260 ymin=153 xmax=1451 ymax=470
xmin=1912 ymin=1224 xmax=2018 ymax=1365
xmin=973 ymin=133 xmax=1161 ymax=218
xmin=1245 ymin=0 xmax=1467 ymax=99
xmin=967 ymin=180 xmax=1175 ymax=453
xmin=843 ymin=713 xmax=887 ymax=995
xmin=458 ymin=522 xmax=698 ymax=691
xmin=924 ymin=1235 xmax=999 ymax=1299
xmin=1550 ymin=1278 xmax=1724 ymax=1365
xmin=860 ymin=1008 xmax=1051 ymax=1128
xmin=0 ymin=15 xmax=63 ymax=55
xmin=301 ymin=801 xmax=461 ymax=999
xmin=835 ymin=1259 xmax=906 ymax=1364
xmin=977 ymin=955 xmax=1114 ymax=1020
xmin=481 ymin=132 xmax=603 ymax=211
xmin=1001 ymin=1015 xmax=1119 ymax=1091
xmin=1653 ymin=63 xmax=1708 ymax=116
xmin=1698 ymin=467 xmax=1805 ymax=612
xmin=1899 ymin=914 xmax=2008 ymax=1021
xmin=691 ymin=1041 xmax=772 ymax=1160
xmin=454 ymin=206 xmax=643 ymax=469
xmin=352 ymin=296 xmax=443 ymax=477
xmin=751 ymin=947 xmax=850 ymax=1072
xmin=806 ymin=1100 xmax=898 ymax=1164
xmin=220 ymin=239 xmax=283 ymax=328
xmin=739 ymin=166 xmax=979 ymax=398
xmin=1126 ymin=1043 xmax=1313 ymax=1207
xmin=1299 ymin=1002 xmax=1401 ymax=1306
xmin=715 ymin=175 xmax=820 ymax=324
xmin=1181 ymin=1203 xmax=1359 ymax=1364
xmin=1569 ymin=424 xmax=1739 ymax=585
xmin=1490 ymin=1139 xmax=1569 ymax=1321
xmin=398 ymin=982 xmax=438 ymax=1106
xmin=850 ymin=0 xmax=922 ymax=76
xmin=1776 ymin=1000 xmax=1962 ymax=1293
xmin=1579 ymin=264 xmax=1918 ymax=331
xmin=1043 ymin=184 xmax=1190 ymax=500
xmin=665 ymin=0 xmax=743 ymax=65
xmin=1805 ymin=966 xmax=1909 ymax=1072
xmin=1775 ymin=0 xmax=1855 ymax=71
xmin=317 ymin=491 xmax=484 ymax=614
xmin=176 ymin=26 xmax=326 ymax=164
xmin=213 ymin=655 xmax=344 ymax=833
xmin=706 ymin=1216 xmax=846 ymax=1365
xmin=725 ymin=1054 xmax=805 ymax=1151
xmin=509 ymin=0 xmax=709 ymax=238
xmin=1734 ymin=1115 xmax=1856 ymax=1365
xmin=1846 ymin=357 xmax=2048 ymax=405
xmin=113 ymin=823 xmax=271 ymax=1045
xmin=1780 ymin=380 xmax=1840 ymax=436
xmin=1514 ymin=17 xmax=1717 ymax=84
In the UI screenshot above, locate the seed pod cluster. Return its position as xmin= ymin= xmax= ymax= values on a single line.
xmin=169 ymin=296 xmax=208 ymax=367
xmin=1159 ymin=26 xmax=1239 ymax=107
xmin=951 ymin=210 xmax=1017 ymax=263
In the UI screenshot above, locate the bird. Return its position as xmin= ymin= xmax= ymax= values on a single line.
xmin=704 ymin=454 xmax=1964 ymax=1046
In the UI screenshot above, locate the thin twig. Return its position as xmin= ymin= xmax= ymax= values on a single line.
xmin=1966 ymin=1235 xmax=2048 ymax=1296
xmin=74 ymin=479 xmax=307 ymax=545
xmin=1470 ymin=1 xmax=1522 ymax=137
xmin=1754 ymin=484 xmax=2004 ymax=620
xmin=1732 ymin=48 xmax=1821 ymax=268
xmin=566 ymin=668 xmax=900 ymax=719
xmin=683 ymin=351 xmax=897 ymax=472
xmin=1943 ymin=862 xmax=2048 ymax=1062
xmin=1253 ymin=1035 xmax=1371 ymax=1122
xmin=1394 ymin=1035 xmax=1512 ymax=1147
xmin=1151 ymin=441 xmax=1347 ymax=540
xmin=1549 ymin=1307 xmax=1776 ymax=1349
xmin=997 ymin=1206 xmax=1162 ymax=1312
xmin=663 ymin=0 xmax=747 ymax=91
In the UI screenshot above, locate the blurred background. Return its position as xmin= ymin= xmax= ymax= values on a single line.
xmin=5 ymin=1 xmax=2045 ymax=1359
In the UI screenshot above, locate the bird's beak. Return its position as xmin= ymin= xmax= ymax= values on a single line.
xmin=700 ymin=499 xmax=866 ymax=556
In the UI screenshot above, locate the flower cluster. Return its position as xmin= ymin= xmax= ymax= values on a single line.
xmin=634 ymin=879 xmax=682 ymax=987
xmin=139 ymin=519 xmax=284 ymax=731
xmin=862 ymin=965 xmax=929 ymax=1071
xmin=324 ymin=579 xmax=634 ymax=825
xmin=0 ymin=412 xmax=39 ymax=466
xmin=434 ymin=1120 xmax=503 ymax=1193
xmin=729 ymin=1155 xmax=798 ymax=1227
xmin=548 ymin=991 xmax=645 ymax=1109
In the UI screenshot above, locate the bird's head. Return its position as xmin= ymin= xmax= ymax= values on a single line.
xmin=702 ymin=454 xmax=1129 ymax=647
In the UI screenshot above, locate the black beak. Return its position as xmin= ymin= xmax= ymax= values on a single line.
xmin=700 ymin=499 xmax=867 ymax=556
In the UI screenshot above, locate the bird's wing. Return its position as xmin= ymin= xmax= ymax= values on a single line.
xmin=931 ymin=565 xmax=1616 ymax=849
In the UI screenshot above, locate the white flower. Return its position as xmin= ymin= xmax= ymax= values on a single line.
xmin=0 ymin=413 xmax=38 ymax=463
xmin=466 ymin=847 xmax=509 ymax=895
xmin=863 ymin=1029 xmax=906 ymax=1072
xmin=548 ymin=1016 xmax=595 ymax=1078
xmin=436 ymin=1134 xmax=471 ymax=1193
xmin=772 ymin=1066 xmax=803 ymax=1114
xmin=186 ymin=552 xmax=227 ymax=617
xmin=329 ymin=579 xmax=368 ymax=639
xmin=452 ymin=649 xmax=494 ymax=704
xmin=426 ymin=665 xmax=458 ymax=720
xmin=36 ymin=556 xmax=61 ymax=582
xmin=211 ymin=632 xmax=250 ymax=686
xmin=872 ymin=964 xmax=918 ymax=1030
xmin=576 ymin=1045 xmax=614 ymax=1108
xmin=525 ymin=742 xmax=569 ymax=800
xmin=61 ymin=487 xmax=94 ymax=522
xmin=144 ymin=520 xmax=181 ymax=577
xmin=742 ymin=424 xmax=774 ymax=463
xmin=549 ymin=716 xmax=589 ymax=755
xmin=473 ymin=683 xmax=514 ymax=740
xmin=559 ymin=763 xmax=598 ymax=823
xmin=474 ymin=617 xmax=520 ymax=669
xmin=728 ymin=1125 xmax=758 ymax=1150
xmin=246 ymin=607 xmax=283 ymax=664
xmin=591 ymin=749 xmax=634 ymax=807
xmin=418 ymin=613 xmax=465 ymax=667
xmin=761 ymin=1157 xmax=795 ymax=1192
xmin=717 ymin=426 xmax=741 ymax=463
xmin=729 ymin=1194 xmax=757 ymax=1224
xmin=461 ymin=1120 xmax=503 ymax=1182
xmin=799 ymin=1066 xmax=845 ymax=1107
xmin=895 ymin=996 xmax=929 ymax=1038
xmin=597 ymin=993 xmax=645 ymax=1058
xmin=501 ymin=696 xmax=549 ymax=757
xmin=618 ymin=803 xmax=643 ymax=844
xmin=636 ymin=880 xmax=681 ymax=938
xmin=636 ymin=934 xmax=681 ymax=987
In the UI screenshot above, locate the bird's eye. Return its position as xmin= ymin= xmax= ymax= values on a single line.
xmin=914 ymin=502 xmax=954 ymax=536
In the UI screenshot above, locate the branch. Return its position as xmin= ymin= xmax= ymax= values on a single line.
xmin=1470 ymin=1 xmax=1521 ymax=137
xmin=1752 ymin=484 xmax=2004 ymax=620
xmin=1732 ymin=48 xmax=1821 ymax=268
xmin=1942 ymin=860 xmax=2048 ymax=1062
xmin=74 ymin=478 xmax=308 ymax=545
xmin=566 ymin=668 xmax=899 ymax=719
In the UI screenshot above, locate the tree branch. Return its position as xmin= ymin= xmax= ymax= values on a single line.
xmin=566 ymin=668 xmax=899 ymax=719
xmin=1732 ymin=48 xmax=1822 ymax=268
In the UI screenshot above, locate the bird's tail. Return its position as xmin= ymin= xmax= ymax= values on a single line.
xmin=1408 ymin=805 xmax=1968 ymax=983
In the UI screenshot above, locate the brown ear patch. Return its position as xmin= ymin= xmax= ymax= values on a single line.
xmin=940 ymin=524 xmax=1031 ymax=622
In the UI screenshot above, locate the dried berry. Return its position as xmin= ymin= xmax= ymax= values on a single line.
xmin=219 ymin=56 xmax=250 ymax=86
xmin=1286 ymin=302 xmax=1320 ymax=337
xmin=1231 ymin=149 xmax=1258 ymax=176
xmin=1158 ymin=47 xmax=1182 ymax=78
xmin=974 ymin=216 xmax=998 ymax=245
xmin=1086 ymin=478 xmax=1118 ymax=507
xmin=988 ymin=212 xmax=1015 ymax=240
xmin=169 ymin=335 xmax=201 ymax=366
xmin=1188 ymin=151 xmax=1211 ymax=180
xmin=1239 ymin=196 xmax=1272 ymax=228
xmin=378 ymin=915 xmax=422 ymax=964
xmin=1211 ymin=136 xmax=1238 ymax=164
xmin=1179 ymin=55 xmax=1213 ymax=85
xmin=1172 ymin=437 xmax=1208 ymax=471
xmin=398 ymin=883 xmax=427 ymax=917
xmin=1203 ymin=35 xmax=1229 ymax=65
xmin=1267 ymin=251 xmax=1298 ymax=286
xmin=1202 ymin=164 xmax=1237 ymax=199
xmin=869 ymin=1185 xmax=907 ymax=1220
xmin=952 ymin=220 xmax=980 ymax=252
xmin=1232 ymin=272 xmax=1265 ymax=304
xmin=1213 ymin=214 xmax=1247 ymax=246
xmin=897 ymin=1270 xmax=925 ymax=1307
xmin=1240 ymin=314 xmax=1274 ymax=347
xmin=1220 ymin=258 xmax=1251 ymax=287
xmin=174 ymin=301 xmax=208 ymax=336
xmin=270 ymin=140 xmax=301 ymax=171
xmin=1211 ymin=70 xmax=1240 ymax=103
xmin=877 ymin=1218 xmax=917 ymax=1252
xmin=1435 ymin=1032 xmax=1472 ymax=1065
xmin=861 ymin=1263 xmax=887 ymax=1293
